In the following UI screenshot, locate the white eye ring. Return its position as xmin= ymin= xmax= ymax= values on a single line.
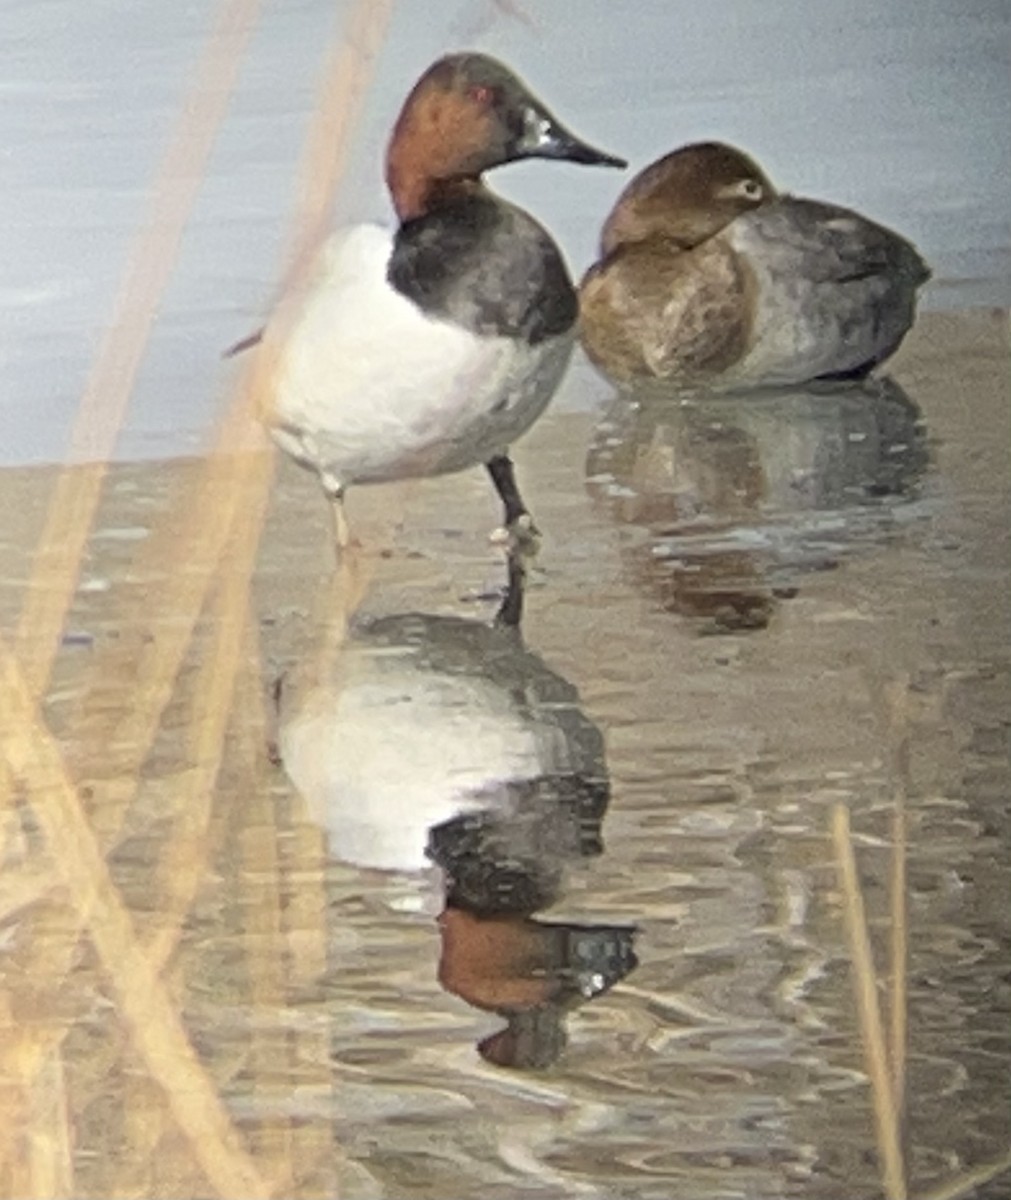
xmin=736 ymin=178 xmax=764 ymax=200
xmin=715 ymin=177 xmax=765 ymax=202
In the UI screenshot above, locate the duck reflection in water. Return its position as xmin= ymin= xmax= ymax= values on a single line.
xmin=276 ymin=558 xmax=637 ymax=1069
xmin=585 ymin=376 xmax=929 ymax=632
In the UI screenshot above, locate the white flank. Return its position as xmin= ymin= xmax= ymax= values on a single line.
xmin=279 ymin=661 xmax=550 ymax=873
xmin=262 ymin=224 xmax=574 ymax=489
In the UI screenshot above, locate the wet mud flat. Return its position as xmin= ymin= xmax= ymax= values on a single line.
xmin=1 ymin=308 xmax=1009 ymax=1198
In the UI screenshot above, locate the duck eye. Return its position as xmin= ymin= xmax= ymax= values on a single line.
xmin=468 ymin=84 xmax=496 ymax=106
xmin=739 ymin=178 xmax=763 ymax=200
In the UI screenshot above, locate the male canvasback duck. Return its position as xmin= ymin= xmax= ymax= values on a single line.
xmin=243 ymin=53 xmax=624 ymax=548
xmin=579 ymin=141 xmax=930 ymax=389
xmin=274 ymin=562 xmax=637 ymax=1069
xmin=276 ymin=574 xmax=610 ymax=874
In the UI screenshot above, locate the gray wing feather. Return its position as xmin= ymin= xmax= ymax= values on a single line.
xmin=736 ymin=197 xmax=930 ymax=288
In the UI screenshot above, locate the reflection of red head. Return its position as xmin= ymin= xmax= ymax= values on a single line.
xmin=437 ymin=908 xmax=560 ymax=1012
xmin=437 ymin=905 xmax=637 ymax=1070
xmin=478 ymin=1009 xmax=568 ymax=1071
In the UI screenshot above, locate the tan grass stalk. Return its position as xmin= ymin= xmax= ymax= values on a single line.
xmin=0 ymin=994 xmax=31 ymax=1198
xmin=237 ymin=675 xmax=293 ymax=1176
xmin=831 ymin=802 xmax=907 ymax=1200
xmin=235 ymin=638 xmax=298 ymax=1180
xmin=885 ymin=677 xmax=910 ymax=1124
xmin=0 ymin=865 xmax=56 ymax=922
xmin=2 ymin=2 xmax=394 ymax=1191
xmin=12 ymin=0 xmax=264 ymax=694
xmin=128 ymin=0 xmax=395 ymax=975
xmin=141 ymin=450 xmax=275 ymax=975
xmin=283 ymin=0 xmax=397 ymax=283
xmin=0 ymin=40 xmax=261 ymax=1177
xmin=1 ymin=9 xmax=395 ymax=1165
xmin=63 ymin=0 xmax=395 ymax=811
xmin=915 ymin=1152 xmax=1011 ymax=1200
xmin=22 ymin=1046 xmax=73 ymax=1200
xmin=0 ymin=637 xmax=271 ymax=1199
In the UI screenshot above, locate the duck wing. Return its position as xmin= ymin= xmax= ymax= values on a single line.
xmin=736 ymin=197 xmax=929 ymax=286
xmin=727 ymin=197 xmax=930 ymax=380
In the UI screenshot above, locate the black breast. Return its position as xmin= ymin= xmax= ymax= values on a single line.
xmin=387 ymin=194 xmax=578 ymax=343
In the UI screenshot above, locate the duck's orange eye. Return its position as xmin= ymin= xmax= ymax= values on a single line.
xmin=468 ymin=84 xmax=495 ymax=105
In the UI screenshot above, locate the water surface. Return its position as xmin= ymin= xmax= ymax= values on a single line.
xmin=3 ymin=311 xmax=1007 ymax=1198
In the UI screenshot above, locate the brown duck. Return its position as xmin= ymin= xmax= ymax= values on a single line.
xmin=579 ymin=141 xmax=930 ymax=388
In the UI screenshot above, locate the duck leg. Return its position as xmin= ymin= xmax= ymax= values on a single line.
xmin=486 ymin=454 xmax=539 ymax=550
xmin=329 ymin=494 xmax=351 ymax=554
xmin=494 ymin=547 xmax=527 ymax=629
xmin=320 ymin=472 xmax=352 ymax=560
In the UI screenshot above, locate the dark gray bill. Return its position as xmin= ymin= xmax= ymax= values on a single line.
xmin=519 ymin=107 xmax=626 ymax=168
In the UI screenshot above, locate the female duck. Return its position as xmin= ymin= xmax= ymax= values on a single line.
xmin=579 ymin=142 xmax=929 ymax=389
xmin=245 ymin=54 xmax=623 ymax=546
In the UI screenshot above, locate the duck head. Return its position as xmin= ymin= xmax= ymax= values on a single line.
xmin=386 ymin=53 xmax=626 ymax=220
xmin=600 ymin=141 xmax=777 ymax=256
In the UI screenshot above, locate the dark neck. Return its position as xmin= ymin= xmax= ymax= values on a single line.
xmin=386 ymin=163 xmax=485 ymax=223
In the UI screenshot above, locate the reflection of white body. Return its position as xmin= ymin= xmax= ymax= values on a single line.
xmin=262 ymin=226 xmax=574 ymax=492
xmin=278 ymin=617 xmax=601 ymax=873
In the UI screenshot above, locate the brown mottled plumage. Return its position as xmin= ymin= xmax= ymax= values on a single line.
xmin=579 ymin=141 xmax=930 ymax=389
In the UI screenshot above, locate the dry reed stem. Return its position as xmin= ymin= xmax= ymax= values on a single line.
xmin=66 ymin=446 xmax=274 ymax=788
xmin=23 ymin=1048 xmax=73 ymax=1200
xmin=233 ymin=663 xmax=295 ymax=1180
xmin=135 ymin=0 xmax=394 ymax=991
xmin=64 ymin=0 xmax=395 ymax=807
xmin=238 ymin=709 xmax=292 ymax=1176
xmin=3 ymin=14 xmax=395 ymax=1182
xmin=0 ymin=637 xmax=271 ymax=1199
xmin=12 ymin=0 xmax=264 ymax=695
xmin=0 ymin=864 xmax=55 ymax=922
xmin=261 ymin=553 xmax=380 ymax=1193
xmin=1 ymin=15 xmax=266 ymax=1171
xmin=0 ymin=994 xmax=31 ymax=1198
xmin=831 ymin=802 xmax=907 ymax=1200
xmin=274 ymin=540 xmax=374 ymax=983
xmin=491 ymin=0 xmax=538 ymax=28
xmin=915 ymin=1152 xmax=1011 ymax=1200
xmin=280 ymin=822 xmax=331 ymax=988
xmin=282 ymin=0 xmax=397 ymax=287
xmin=885 ymin=676 xmax=910 ymax=1125
xmin=141 ymin=594 xmax=273 ymax=977
xmin=0 ymin=465 xmax=274 ymax=1172
xmin=276 ymin=815 xmax=336 ymax=1190
xmin=1 ymin=1 xmax=395 ymax=1191
xmin=141 ymin=453 xmax=275 ymax=976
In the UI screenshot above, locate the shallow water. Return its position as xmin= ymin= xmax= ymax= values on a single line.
xmin=2 ymin=0 xmax=1009 ymax=463
xmin=3 ymin=311 xmax=1009 ymax=1198
xmin=2 ymin=2 xmax=1010 ymax=1196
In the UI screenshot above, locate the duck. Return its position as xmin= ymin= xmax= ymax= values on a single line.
xmin=275 ymin=601 xmax=610 ymax=874
xmin=235 ymin=53 xmax=624 ymax=549
xmin=583 ymin=375 xmax=927 ymax=629
xmin=274 ymin=561 xmax=637 ymax=1069
xmin=579 ymin=141 xmax=930 ymax=389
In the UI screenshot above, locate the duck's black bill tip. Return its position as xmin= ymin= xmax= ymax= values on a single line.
xmin=538 ymin=129 xmax=626 ymax=169
xmin=564 ymin=143 xmax=627 ymax=169
xmin=520 ymin=110 xmax=626 ymax=169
